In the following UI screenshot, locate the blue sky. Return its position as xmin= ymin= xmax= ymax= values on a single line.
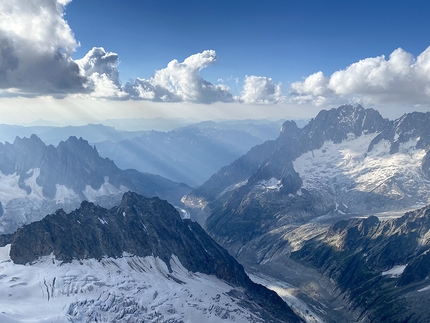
xmin=0 ymin=0 xmax=430 ymax=124
xmin=65 ymin=0 xmax=430 ymax=90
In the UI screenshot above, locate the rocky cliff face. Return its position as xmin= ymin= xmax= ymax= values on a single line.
xmin=5 ymin=192 xmax=301 ymax=323
xmin=0 ymin=135 xmax=190 ymax=233
xmin=292 ymin=206 xmax=430 ymax=323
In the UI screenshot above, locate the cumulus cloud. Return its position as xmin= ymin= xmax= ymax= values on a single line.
xmin=5 ymin=0 xmax=430 ymax=109
xmin=76 ymin=47 xmax=127 ymax=98
xmin=124 ymin=50 xmax=234 ymax=103
xmin=290 ymin=47 xmax=430 ymax=106
xmin=0 ymin=0 xmax=86 ymax=96
xmin=240 ymin=75 xmax=285 ymax=104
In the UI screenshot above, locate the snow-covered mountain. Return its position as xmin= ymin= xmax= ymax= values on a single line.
xmin=181 ymin=105 xmax=430 ymax=322
xmin=0 ymin=192 xmax=301 ymax=323
xmin=0 ymin=135 xmax=190 ymax=234
xmin=184 ymin=105 xmax=430 ymax=250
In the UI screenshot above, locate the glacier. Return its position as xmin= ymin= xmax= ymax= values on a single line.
xmin=0 ymin=244 xmax=270 ymax=323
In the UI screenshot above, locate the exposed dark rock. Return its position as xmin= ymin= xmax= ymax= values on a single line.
xmin=369 ymin=111 xmax=430 ymax=154
xmin=292 ymin=205 xmax=430 ymax=323
xmin=295 ymin=104 xmax=388 ymax=156
xmin=0 ymin=233 xmax=13 ymax=247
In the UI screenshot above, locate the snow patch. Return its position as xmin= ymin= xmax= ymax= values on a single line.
xmin=24 ymin=168 xmax=44 ymax=199
xmin=418 ymin=285 xmax=430 ymax=292
xmin=175 ymin=207 xmax=190 ymax=219
xmin=257 ymin=177 xmax=282 ymax=191
xmin=218 ymin=180 xmax=248 ymax=197
xmin=382 ymin=265 xmax=407 ymax=277
xmin=0 ymin=244 xmax=11 ymax=262
xmin=55 ymin=184 xmax=78 ymax=204
xmin=83 ymin=177 xmax=128 ymax=202
xmin=249 ymin=273 xmax=324 ymax=323
xmin=98 ymin=217 xmax=108 ymax=225
xmin=0 ymin=172 xmax=28 ymax=204
xmin=398 ymin=137 xmax=420 ymax=152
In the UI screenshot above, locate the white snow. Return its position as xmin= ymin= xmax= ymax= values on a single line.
xmin=24 ymin=168 xmax=45 ymax=199
xmin=55 ymin=184 xmax=79 ymax=204
xmin=83 ymin=176 xmax=128 ymax=202
xmin=0 ymin=168 xmax=80 ymax=205
xmin=249 ymin=273 xmax=324 ymax=323
xmin=292 ymin=134 xmax=430 ymax=207
xmin=257 ymin=177 xmax=282 ymax=191
xmin=418 ymin=285 xmax=430 ymax=292
xmin=218 ymin=180 xmax=248 ymax=197
xmin=0 ymin=245 xmax=265 ymax=323
xmin=175 ymin=207 xmax=191 ymax=219
xmin=98 ymin=217 xmax=108 ymax=225
xmin=382 ymin=265 xmax=407 ymax=277
xmin=0 ymin=171 xmax=29 ymax=204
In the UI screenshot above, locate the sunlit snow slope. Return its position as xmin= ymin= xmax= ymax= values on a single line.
xmin=0 ymin=245 xmax=270 ymax=323
xmin=293 ymin=133 xmax=430 ymax=214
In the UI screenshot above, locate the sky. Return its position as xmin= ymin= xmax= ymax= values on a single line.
xmin=0 ymin=0 xmax=430 ymax=125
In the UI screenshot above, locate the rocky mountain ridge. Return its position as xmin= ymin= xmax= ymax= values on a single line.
xmin=182 ymin=104 xmax=430 ymax=322
xmin=0 ymin=134 xmax=190 ymax=233
xmin=0 ymin=192 xmax=302 ymax=323
xmin=184 ymin=105 xmax=430 ymax=250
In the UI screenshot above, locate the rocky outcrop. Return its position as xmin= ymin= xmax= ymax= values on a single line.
xmin=298 ymin=105 xmax=388 ymax=153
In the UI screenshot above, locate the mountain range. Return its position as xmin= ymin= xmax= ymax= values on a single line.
xmin=3 ymin=104 xmax=430 ymax=321
xmin=0 ymin=134 xmax=190 ymax=234
xmin=0 ymin=119 xmax=286 ymax=187
xmin=95 ymin=120 xmax=286 ymax=186
xmin=183 ymin=104 xmax=430 ymax=322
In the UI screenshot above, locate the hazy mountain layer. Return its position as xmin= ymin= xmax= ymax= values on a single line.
xmin=0 ymin=135 xmax=190 ymax=234
xmin=96 ymin=120 xmax=285 ymax=187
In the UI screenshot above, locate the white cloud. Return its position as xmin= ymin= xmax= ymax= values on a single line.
xmin=125 ymin=50 xmax=234 ymax=103
xmin=290 ymin=47 xmax=430 ymax=106
xmin=3 ymin=1 xmax=430 ymax=109
xmin=290 ymin=71 xmax=330 ymax=106
xmin=0 ymin=0 xmax=86 ymax=95
xmin=76 ymin=47 xmax=127 ymax=99
xmin=240 ymin=75 xmax=285 ymax=104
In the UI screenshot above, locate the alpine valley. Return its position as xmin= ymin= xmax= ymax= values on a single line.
xmin=2 ymin=105 xmax=430 ymax=322
xmin=183 ymin=104 xmax=430 ymax=322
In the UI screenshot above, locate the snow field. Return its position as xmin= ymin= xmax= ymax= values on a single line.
xmin=293 ymin=134 xmax=430 ymax=206
xmin=0 ymin=245 xmax=265 ymax=323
